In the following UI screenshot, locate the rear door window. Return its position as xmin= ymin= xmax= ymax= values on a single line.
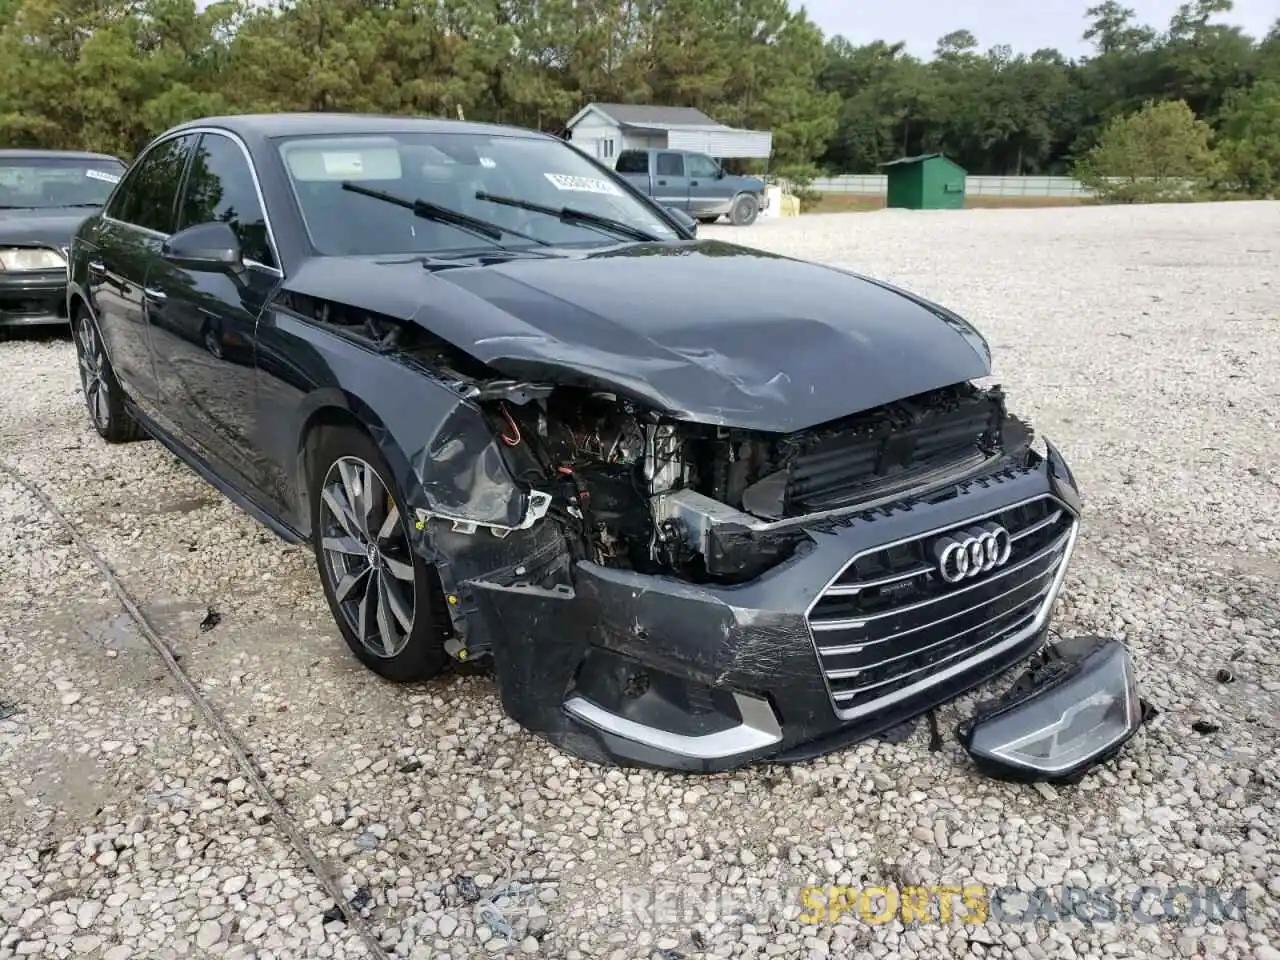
xmin=655 ymin=153 xmax=684 ymax=177
xmin=615 ymin=151 xmax=648 ymax=174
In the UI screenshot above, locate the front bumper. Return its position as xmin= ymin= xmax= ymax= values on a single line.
xmin=0 ymin=270 xmax=68 ymax=326
xmin=463 ymin=442 xmax=1085 ymax=772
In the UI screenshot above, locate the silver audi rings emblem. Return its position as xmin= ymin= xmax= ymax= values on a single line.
xmin=931 ymin=522 xmax=1013 ymax=584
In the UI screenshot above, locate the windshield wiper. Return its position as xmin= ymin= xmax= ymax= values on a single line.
xmin=474 ymin=191 xmax=661 ymax=243
xmin=340 ymin=182 xmax=549 ymax=247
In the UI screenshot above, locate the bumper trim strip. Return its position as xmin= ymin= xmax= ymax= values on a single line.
xmin=563 ymin=692 xmax=783 ymax=760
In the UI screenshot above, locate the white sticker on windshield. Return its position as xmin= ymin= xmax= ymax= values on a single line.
xmin=322 ymin=152 xmax=366 ymax=176
xmin=544 ymin=173 xmax=622 ymax=195
xmin=85 ymin=169 xmax=121 ymax=184
xmin=479 ymin=157 xmax=496 ymax=168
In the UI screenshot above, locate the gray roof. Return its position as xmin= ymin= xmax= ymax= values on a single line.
xmin=589 ymin=103 xmax=720 ymax=128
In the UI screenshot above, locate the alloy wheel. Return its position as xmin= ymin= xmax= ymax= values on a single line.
xmin=76 ymin=316 xmax=109 ymax=430
xmin=318 ymin=456 xmax=416 ymax=659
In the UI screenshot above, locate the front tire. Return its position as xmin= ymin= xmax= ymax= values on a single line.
xmin=308 ymin=425 xmax=451 ymax=682
xmin=72 ymin=307 xmax=143 ymax=443
xmin=729 ymin=193 xmax=759 ymax=226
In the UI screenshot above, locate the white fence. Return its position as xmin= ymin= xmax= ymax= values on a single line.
xmin=812 ymin=175 xmax=1094 ymax=198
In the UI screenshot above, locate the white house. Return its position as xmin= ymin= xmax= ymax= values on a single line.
xmin=564 ymin=103 xmax=773 ymax=168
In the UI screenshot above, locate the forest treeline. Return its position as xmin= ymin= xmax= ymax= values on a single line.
xmin=0 ymin=0 xmax=1276 ymax=194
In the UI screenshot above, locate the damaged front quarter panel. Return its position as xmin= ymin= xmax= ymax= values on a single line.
xmin=405 ymin=398 xmax=552 ymax=534
xmin=263 ymin=281 xmax=541 ymax=536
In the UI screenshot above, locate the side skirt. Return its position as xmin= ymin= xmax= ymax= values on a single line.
xmin=125 ymin=401 xmax=306 ymax=546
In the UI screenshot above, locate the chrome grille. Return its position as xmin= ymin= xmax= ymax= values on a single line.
xmin=807 ymin=496 xmax=1076 ymax=720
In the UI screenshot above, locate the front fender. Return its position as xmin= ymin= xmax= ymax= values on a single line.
xmin=256 ymin=307 xmax=529 ymax=536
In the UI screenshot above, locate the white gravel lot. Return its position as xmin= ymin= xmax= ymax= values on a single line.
xmin=1 ymin=200 xmax=1278 ymax=960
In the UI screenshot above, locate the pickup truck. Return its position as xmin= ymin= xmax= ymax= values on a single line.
xmin=613 ymin=148 xmax=768 ymax=226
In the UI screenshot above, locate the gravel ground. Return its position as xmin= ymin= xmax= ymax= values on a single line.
xmin=1 ymin=200 xmax=1278 ymax=960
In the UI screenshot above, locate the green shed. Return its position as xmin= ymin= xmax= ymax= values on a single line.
xmin=879 ymin=153 xmax=967 ymax=210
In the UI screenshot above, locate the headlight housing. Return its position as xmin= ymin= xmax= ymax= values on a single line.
xmin=0 ymin=246 xmax=67 ymax=272
xmin=957 ymin=635 xmax=1151 ymax=782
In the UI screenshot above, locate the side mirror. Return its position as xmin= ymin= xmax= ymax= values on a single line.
xmin=162 ymin=221 xmax=243 ymax=272
xmin=664 ymin=206 xmax=698 ymax=237
xmin=715 ymin=166 xmax=726 ymax=179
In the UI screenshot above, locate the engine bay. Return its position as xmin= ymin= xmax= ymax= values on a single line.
xmin=490 ymin=381 xmax=1021 ymax=585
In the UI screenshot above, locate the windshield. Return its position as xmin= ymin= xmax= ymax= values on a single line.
xmin=0 ymin=157 xmax=124 ymax=209
xmin=275 ymin=132 xmax=680 ymax=255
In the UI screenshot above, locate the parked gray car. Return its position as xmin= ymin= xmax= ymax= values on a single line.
xmin=614 ymin=148 xmax=768 ymax=225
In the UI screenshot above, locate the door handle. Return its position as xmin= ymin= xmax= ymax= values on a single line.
xmin=657 ymin=179 xmax=667 ymax=186
xmin=143 ymin=287 xmax=167 ymax=304
xmin=691 ymin=180 xmax=700 ymax=186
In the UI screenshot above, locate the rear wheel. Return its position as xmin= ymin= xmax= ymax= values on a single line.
xmin=308 ymin=425 xmax=452 ymax=682
xmin=729 ymin=193 xmax=759 ymax=226
xmin=72 ymin=308 xmax=143 ymax=443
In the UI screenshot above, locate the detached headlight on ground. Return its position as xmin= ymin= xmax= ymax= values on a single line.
xmin=957 ymin=635 xmax=1151 ymax=782
xmin=0 ymin=247 xmax=67 ymax=271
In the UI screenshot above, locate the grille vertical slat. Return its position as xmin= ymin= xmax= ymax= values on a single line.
xmin=806 ymin=495 xmax=1076 ymax=720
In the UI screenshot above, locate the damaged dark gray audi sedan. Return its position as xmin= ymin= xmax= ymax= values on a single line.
xmin=66 ymin=114 xmax=1104 ymax=774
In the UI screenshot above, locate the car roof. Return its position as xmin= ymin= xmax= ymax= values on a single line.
xmin=164 ymin=113 xmax=553 ymax=144
xmin=0 ymin=149 xmax=124 ymax=163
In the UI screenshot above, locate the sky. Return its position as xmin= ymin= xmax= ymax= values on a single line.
xmin=797 ymin=0 xmax=1278 ymax=59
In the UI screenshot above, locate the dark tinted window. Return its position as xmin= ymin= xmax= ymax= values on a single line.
xmin=109 ymin=135 xmax=195 ymax=233
xmin=614 ymin=151 xmax=648 ymax=174
xmin=177 ymin=134 xmax=274 ymax=267
xmin=686 ymin=154 xmax=719 ymax=179
xmin=656 ymin=153 xmax=683 ymax=177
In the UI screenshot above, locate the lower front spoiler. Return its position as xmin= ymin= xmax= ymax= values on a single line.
xmin=564 ymin=622 xmax=1052 ymax=772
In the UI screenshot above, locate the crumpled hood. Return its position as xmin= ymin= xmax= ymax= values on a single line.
xmin=0 ymin=210 xmax=94 ymax=249
xmin=285 ymin=240 xmax=993 ymax=433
